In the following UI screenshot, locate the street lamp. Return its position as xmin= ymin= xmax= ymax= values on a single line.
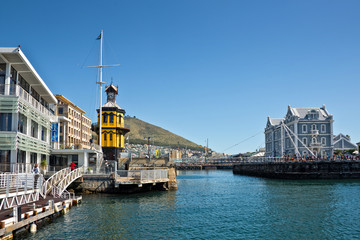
xmin=144 ymin=137 xmax=151 ymax=161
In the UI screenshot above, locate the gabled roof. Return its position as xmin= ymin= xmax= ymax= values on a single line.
xmin=286 ymin=105 xmax=332 ymax=121
xmin=334 ymin=133 xmax=357 ymax=150
xmin=270 ymin=118 xmax=283 ymax=126
xmin=0 ymin=47 xmax=57 ymax=104
xmin=334 ymin=133 xmax=348 ymax=142
xmin=266 ymin=116 xmax=283 ymax=129
xmin=105 ymin=84 xmax=118 ymax=94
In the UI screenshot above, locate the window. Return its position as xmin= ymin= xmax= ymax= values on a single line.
xmin=321 ymin=124 xmax=326 ymax=133
xmin=302 ymin=125 xmax=307 ymax=133
xmin=119 ymin=115 xmax=121 ymax=124
xmin=41 ymin=126 xmax=45 ymax=141
xmin=58 ymin=108 xmax=63 ymax=114
xmin=110 ymin=133 xmax=112 ymax=141
xmin=0 ymin=150 xmax=11 ymax=171
xmin=321 ymin=137 xmax=326 ymax=145
xmin=18 ymin=113 xmax=27 ymax=134
xmin=0 ymin=113 xmax=12 ymax=131
xmin=302 ymin=138 xmax=307 ymax=146
xmin=312 ymin=137 xmax=316 ymax=144
xmin=31 ymin=121 xmax=38 ymax=138
xmin=110 ymin=114 xmax=114 ymax=123
xmin=104 ymin=133 xmax=107 ymax=141
xmin=312 ymin=124 xmax=316 ymax=131
xmin=30 ymin=152 xmax=37 ymax=164
xmin=103 ymin=114 xmax=108 ymax=123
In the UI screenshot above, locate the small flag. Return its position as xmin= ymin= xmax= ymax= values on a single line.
xmin=96 ymin=32 xmax=102 ymax=40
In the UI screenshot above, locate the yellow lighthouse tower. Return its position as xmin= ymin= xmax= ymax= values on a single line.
xmin=97 ymin=84 xmax=130 ymax=160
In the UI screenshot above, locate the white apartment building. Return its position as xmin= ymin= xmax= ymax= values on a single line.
xmin=0 ymin=47 xmax=57 ymax=172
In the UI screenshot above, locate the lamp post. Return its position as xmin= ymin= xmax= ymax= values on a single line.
xmin=144 ymin=137 xmax=151 ymax=161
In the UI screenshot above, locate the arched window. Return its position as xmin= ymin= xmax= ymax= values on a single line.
xmin=110 ymin=133 xmax=113 ymax=141
xmin=312 ymin=124 xmax=316 ymax=131
xmin=110 ymin=114 xmax=114 ymax=123
xmin=104 ymin=133 xmax=107 ymax=141
xmin=302 ymin=137 xmax=307 ymax=146
xmin=312 ymin=137 xmax=316 ymax=144
xmin=302 ymin=125 xmax=307 ymax=133
xmin=321 ymin=124 xmax=326 ymax=133
xmin=103 ymin=114 xmax=108 ymax=123
xmin=321 ymin=137 xmax=326 ymax=145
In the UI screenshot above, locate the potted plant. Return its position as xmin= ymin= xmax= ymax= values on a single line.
xmin=40 ymin=159 xmax=47 ymax=175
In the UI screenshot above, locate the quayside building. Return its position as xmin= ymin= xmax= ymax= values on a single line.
xmin=96 ymin=84 xmax=130 ymax=160
xmin=265 ymin=105 xmax=334 ymax=158
xmin=0 ymin=47 xmax=57 ymax=172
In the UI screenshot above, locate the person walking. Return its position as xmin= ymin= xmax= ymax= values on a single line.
xmin=70 ymin=161 xmax=76 ymax=171
xmin=32 ymin=164 xmax=40 ymax=189
xmin=32 ymin=164 xmax=40 ymax=174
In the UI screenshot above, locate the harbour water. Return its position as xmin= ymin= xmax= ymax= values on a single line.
xmin=21 ymin=170 xmax=360 ymax=239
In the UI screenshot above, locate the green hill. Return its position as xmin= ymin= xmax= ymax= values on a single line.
xmin=124 ymin=116 xmax=202 ymax=151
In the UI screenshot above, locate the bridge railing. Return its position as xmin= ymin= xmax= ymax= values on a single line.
xmin=41 ymin=167 xmax=70 ymax=198
xmin=52 ymin=166 xmax=84 ymax=198
xmin=116 ymin=169 xmax=168 ymax=182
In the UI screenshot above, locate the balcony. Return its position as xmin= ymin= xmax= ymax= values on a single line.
xmin=0 ymin=84 xmax=54 ymax=118
xmin=309 ymin=142 xmax=323 ymax=147
xmin=311 ymin=130 xmax=319 ymax=135
xmin=52 ymin=142 xmax=102 ymax=151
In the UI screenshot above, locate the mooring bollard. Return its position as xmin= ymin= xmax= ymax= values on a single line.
xmin=30 ymin=223 xmax=37 ymax=233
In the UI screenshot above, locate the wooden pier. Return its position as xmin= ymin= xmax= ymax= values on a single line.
xmin=0 ymin=196 xmax=82 ymax=239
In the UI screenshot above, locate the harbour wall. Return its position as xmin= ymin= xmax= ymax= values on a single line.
xmin=233 ymin=161 xmax=360 ymax=179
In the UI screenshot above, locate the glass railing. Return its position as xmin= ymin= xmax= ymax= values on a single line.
xmin=0 ymin=84 xmax=54 ymax=118
xmin=52 ymin=142 xmax=101 ymax=151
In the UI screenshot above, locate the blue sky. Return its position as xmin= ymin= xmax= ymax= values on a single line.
xmin=2 ymin=0 xmax=360 ymax=154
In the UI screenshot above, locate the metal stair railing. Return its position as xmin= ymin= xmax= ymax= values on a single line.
xmin=51 ymin=185 xmax=75 ymax=200
xmin=52 ymin=166 xmax=84 ymax=198
xmin=41 ymin=167 xmax=70 ymax=198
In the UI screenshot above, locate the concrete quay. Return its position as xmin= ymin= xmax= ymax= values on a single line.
xmin=233 ymin=160 xmax=360 ymax=179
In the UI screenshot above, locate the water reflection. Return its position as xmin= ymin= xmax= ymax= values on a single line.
xmin=20 ymin=171 xmax=360 ymax=240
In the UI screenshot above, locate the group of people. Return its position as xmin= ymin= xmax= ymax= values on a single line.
xmin=281 ymin=154 xmax=360 ymax=162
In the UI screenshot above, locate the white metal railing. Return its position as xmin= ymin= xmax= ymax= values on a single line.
xmin=0 ymin=84 xmax=54 ymax=118
xmin=0 ymin=173 xmax=44 ymax=196
xmin=0 ymin=163 xmax=34 ymax=173
xmin=41 ymin=167 xmax=71 ymax=198
xmin=0 ymin=173 xmax=44 ymax=210
xmin=52 ymin=186 xmax=75 ymax=200
xmin=52 ymin=166 xmax=84 ymax=198
xmin=116 ymin=169 xmax=168 ymax=182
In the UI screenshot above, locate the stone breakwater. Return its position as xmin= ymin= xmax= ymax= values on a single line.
xmin=233 ymin=161 xmax=360 ymax=179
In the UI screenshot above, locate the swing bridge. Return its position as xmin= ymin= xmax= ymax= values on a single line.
xmin=0 ymin=166 xmax=85 ymax=211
